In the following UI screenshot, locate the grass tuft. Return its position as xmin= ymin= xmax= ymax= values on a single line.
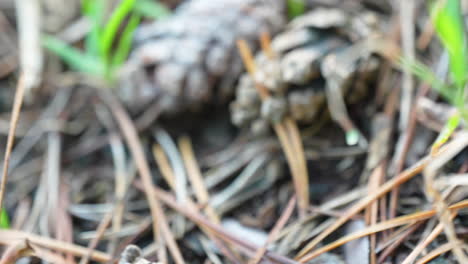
xmin=44 ymin=0 xmax=169 ymax=82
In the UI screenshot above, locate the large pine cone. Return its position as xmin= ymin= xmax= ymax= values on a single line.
xmin=230 ymin=6 xmax=388 ymax=135
xmin=119 ymin=0 xmax=285 ymax=113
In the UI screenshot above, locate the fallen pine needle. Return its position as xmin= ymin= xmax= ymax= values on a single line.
xmin=134 ymin=181 xmax=299 ymax=264
xmin=401 ymin=212 xmax=456 ymax=264
xmin=0 ymin=76 xmax=26 ymax=212
xmin=99 ymin=90 xmax=185 ymax=264
xmin=250 ymin=196 xmax=296 ymax=264
xmin=237 ymin=38 xmax=310 ymax=213
xmin=416 ymin=241 xmax=465 ymax=264
xmin=0 ymin=229 xmax=111 ymax=262
xmin=297 ymin=200 xmax=468 ymax=263
xmin=295 ymin=137 xmax=464 ymax=259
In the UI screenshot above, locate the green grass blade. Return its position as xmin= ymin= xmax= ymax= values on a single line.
xmin=287 ymin=0 xmax=306 ymax=19
xmin=99 ymin=0 xmax=136 ymax=63
xmin=83 ymin=0 xmax=105 ymax=57
xmin=431 ymin=0 xmax=467 ymax=106
xmin=111 ymin=13 xmax=141 ymax=70
xmin=43 ymin=35 xmax=105 ymax=76
xmin=398 ymin=56 xmax=456 ymax=103
xmin=431 ymin=112 xmax=460 ymax=154
xmin=133 ymin=0 xmax=171 ymax=19
xmin=0 ymin=208 xmax=9 ymax=229
xmin=81 ymin=0 xmax=94 ymax=15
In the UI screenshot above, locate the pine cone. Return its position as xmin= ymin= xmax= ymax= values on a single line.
xmin=230 ymin=6 xmax=386 ymax=135
xmin=119 ymin=245 xmax=160 ymax=264
xmin=119 ymin=0 xmax=285 ymax=113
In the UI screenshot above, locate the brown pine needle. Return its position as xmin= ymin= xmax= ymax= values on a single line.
xmin=181 ymin=140 xmax=243 ymax=263
xmin=178 ymin=136 xmax=219 ymax=223
xmin=377 ymin=221 xmax=424 ymax=263
xmin=260 ymin=31 xmax=276 ymax=59
xmin=257 ymin=33 xmax=308 ymax=192
xmin=294 ymin=138 xmax=462 ymax=259
xmin=236 ymin=39 xmax=269 ymax=99
xmin=250 ymin=196 xmax=296 ymax=264
xmin=236 ymin=38 xmax=310 ymax=212
xmin=99 ymin=91 xmax=185 ymax=264
xmin=156 ymin=137 xmax=242 ymax=264
xmin=295 ymin=133 xmax=467 ymax=258
xmin=0 ymin=230 xmax=111 ymax=262
xmin=401 ymin=212 xmax=456 ymax=264
xmin=153 ymin=144 xmax=176 ymax=190
xmin=273 ymin=123 xmax=308 ymax=211
xmin=416 ymin=242 xmax=464 ymax=264
xmin=79 ymin=212 xmax=113 ymax=264
xmin=424 ymin=132 xmax=468 ymax=263
xmin=366 ymin=163 xmax=385 ymax=264
xmin=0 ymin=76 xmax=26 ymax=211
xmin=297 ymin=200 xmax=468 ymax=263
xmin=283 ymin=119 xmax=309 ymax=211
xmin=258 ymin=33 xmax=309 ymax=211
xmin=136 ymin=183 xmax=298 ymax=264
xmin=0 ymin=240 xmax=34 ymax=264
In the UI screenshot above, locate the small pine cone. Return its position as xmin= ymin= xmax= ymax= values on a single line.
xmin=230 ymin=6 xmax=386 ymax=135
xmin=119 ymin=245 xmax=160 ymax=264
xmin=119 ymin=0 xmax=285 ymax=113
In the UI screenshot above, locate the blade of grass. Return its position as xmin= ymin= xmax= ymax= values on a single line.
xmin=133 ymin=0 xmax=171 ymax=19
xmin=287 ymin=0 xmax=306 ymax=19
xmin=430 ymin=112 xmax=460 ymax=155
xmin=82 ymin=0 xmax=104 ymax=57
xmin=42 ymin=35 xmax=105 ymax=76
xmin=431 ymin=0 xmax=468 ymax=99
xmin=398 ymin=57 xmax=455 ymax=103
xmin=99 ymin=0 xmax=136 ymax=64
xmin=110 ymin=13 xmax=141 ymax=70
xmin=0 ymin=208 xmax=9 ymax=228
